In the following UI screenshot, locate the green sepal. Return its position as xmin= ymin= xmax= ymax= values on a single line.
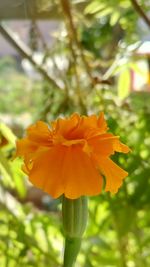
xmin=62 ymin=195 xmax=88 ymax=267
xmin=62 ymin=195 xmax=88 ymax=238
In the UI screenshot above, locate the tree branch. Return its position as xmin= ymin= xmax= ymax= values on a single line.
xmin=0 ymin=22 xmax=62 ymax=89
xmin=60 ymin=0 xmax=95 ymax=87
xmin=130 ymin=0 xmax=150 ymax=28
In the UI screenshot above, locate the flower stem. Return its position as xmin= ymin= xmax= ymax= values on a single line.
xmin=63 ymin=237 xmax=81 ymax=267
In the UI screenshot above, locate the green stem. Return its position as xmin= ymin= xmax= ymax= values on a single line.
xmin=63 ymin=237 xmax=81 ymax=267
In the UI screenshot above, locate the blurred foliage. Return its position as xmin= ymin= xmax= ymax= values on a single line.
xmin=0 ymin=57 xmax=43 ymax=116
xmin=1 ymin=0 xmax=150 ymax=267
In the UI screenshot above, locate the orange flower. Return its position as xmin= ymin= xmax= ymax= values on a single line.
xmin=16 ymin=113 xmax=130 ymax=199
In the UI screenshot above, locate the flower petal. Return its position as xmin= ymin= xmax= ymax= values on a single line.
xmin=94 ymin=156 xmax=128 ymax=193
xmin=113 ymin=140 xmax=131 ymax=153
xmin=97 ymin=112 xmax=108 ymax=133
xmin=88 ymin=134 xmax=130 ymax=156
xmin=72 ymin=112 xmax=108 ymax=140
xmin=29 ymin=145 xmax=66 ymax=198
xmin=88 ymin=134 xmax=118 ymax=156
xmin=16 ymin=138 xmax=38 ymax=158
xmin=27 ymin=121 xmax=52 ymax=145
xmin=63 ymin=146 xmax=103 ymax=199
xmin=52 ymin=113 xmax=80 ymax=138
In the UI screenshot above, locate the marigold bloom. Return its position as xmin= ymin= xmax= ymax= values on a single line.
xmin=16 ymin=113 xmax=130 ymax=199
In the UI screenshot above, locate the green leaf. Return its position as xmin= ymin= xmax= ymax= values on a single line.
xmin=0 ymin=151 xmax=26 ymax=198
xmin=0 ymin=151 xmax=14 ymax=187
xmin=110 ymin=11 xmax=120 ymax=26
xmin=96 ymin=7 xmax=113 ymax=18
xmin=118 ymin=67 xmax=130 ymax=99
xmin=0 ymin=123 xmax=16 ymax=146
xmin=84 ymin=1 xmax=106 ymax=14
xmin=11 ymin=159 xmax=26 ymax=199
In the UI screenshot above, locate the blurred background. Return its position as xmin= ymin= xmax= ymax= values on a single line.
xmin=0 ymin=0 xmax=150 ymax=266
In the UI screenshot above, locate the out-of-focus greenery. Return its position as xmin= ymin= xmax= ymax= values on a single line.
xmin=0 ymin=0 xmax=150 ymax=267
